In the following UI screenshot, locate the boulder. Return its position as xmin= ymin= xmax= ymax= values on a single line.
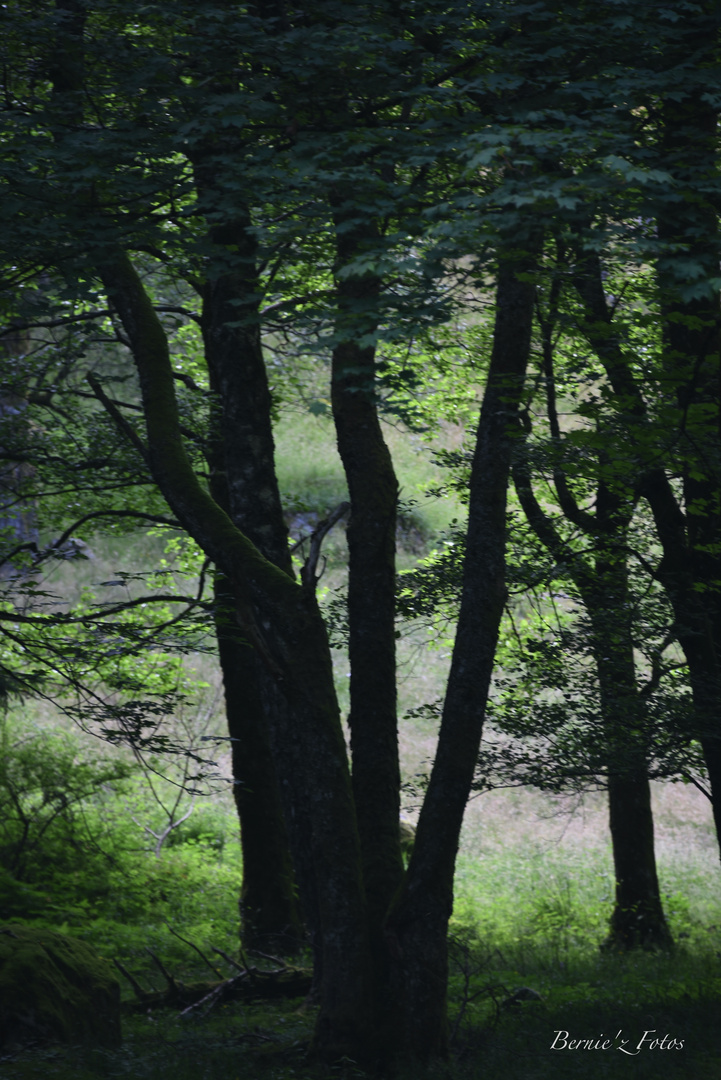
xmin=0 ymin=924 xmax=121 ymax=1048
xmin=399 ymin=819 xmax=416 ymax=858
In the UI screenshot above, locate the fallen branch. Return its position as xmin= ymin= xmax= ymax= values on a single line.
xmin=146 ymin=948 xmax=179 ymax=993
xmin=212 ymin=946 xmax=246 ymax=974
xmin=114 ymin=946 xmax=312 ymax=1015
xmin=165 ymin=921 xmax=223 ymax=979
xmin=113 ymin=959 xmax=151 ymax=1001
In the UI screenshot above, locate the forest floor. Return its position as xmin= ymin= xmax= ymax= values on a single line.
xmin=3 ymin=779 xmax=721 ymax=1080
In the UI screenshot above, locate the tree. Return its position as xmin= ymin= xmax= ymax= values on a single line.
xmin=563 ymin=1 xmax=721 ymax=855
xmin=4 ymin=0 xmax=720 ymax=1066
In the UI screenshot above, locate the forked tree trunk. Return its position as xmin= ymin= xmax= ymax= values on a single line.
xmin=515 ymin=255 xmax=672 ymax=949
xmin=574 ymin=71 xmax=721 ymax=861
xmin=97 ymin=249 xmax=374 ymax=1062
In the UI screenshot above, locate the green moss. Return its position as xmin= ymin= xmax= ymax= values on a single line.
xmin=0 ymin=925 xmax=121 ymax=1048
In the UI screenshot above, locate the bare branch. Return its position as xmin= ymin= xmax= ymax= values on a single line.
xmin=212 ymin=947 xmax=247 ymax=974
xmin=164 ymin=922 xmax=224 ymax=979
xmin=86 ymin=372 xmax=150 ymax=463
xmin=679 ymin=771 xmax=713 ymax=802
xmin=299 ymin=501 xmax=350 ymax=587
xmin=146 ymin=948 xmax=179 ymax=992
xmin=113 ymin=959 xmax=151 ymax=1001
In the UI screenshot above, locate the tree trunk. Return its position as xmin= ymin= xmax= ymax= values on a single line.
xmin=97 ymin=248 xmax=373 ymax=1062
xmin=213 ymin=576 xmax=304 ymax=952
xmin=574 ymin=233 xmax=721 ymax=862
xmin=654 ymin=86 xmax=721 ymax=853
xmin=197 ymin=202 xmax=306 ymax=953
xmin=515 ymin=265 xmax=672 ymax=949
xmin=387 ymin=245 xmax=539 ymax=1063
xmin=606 ymin=774 xmax=670 ymax=948
xmin=330 ymin=207 xmax=404 ymax=1047
xmin=586 ymin=478 xmax=672 ymax=950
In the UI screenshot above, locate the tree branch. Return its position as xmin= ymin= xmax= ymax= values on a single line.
xmin=95 ymin=247 xmax=299 ymax=680
xmin=86 ymin=372 xmax=150 ymax=463
xmin=299 ymin=501 xmax=350 ymax=587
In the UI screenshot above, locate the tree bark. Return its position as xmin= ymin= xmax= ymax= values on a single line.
xmin=573 ymin=78 xmax=721 ymax=859
xmin=654 ymin=86 xmax=721 ymax=851
xmin=330 ymin=206 xmax=404 ymax=1045
xmin=196 ymin=200 xmax=306 ymax=953
xmin=213 ymin=576 xmax=303 ymax=953
xmin=513 ymin=445 xmax=672 ymax=949
xmin=386 ymin=244 xmax=539 ymax=1063
xmin=586 ymin=495 xmax=672 ymax=950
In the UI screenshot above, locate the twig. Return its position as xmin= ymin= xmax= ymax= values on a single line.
xmin=300 ymin=501 xmax=350 ymax=587
xmin=212 ymin=946 xmax=247 ymax=974
xmin=113 ymin=958 xmax=150 ymax=1001
xmin=164 ymin=922 xmax=224 ymax=979
xmin=146 ymin=948 xmax=178 ymax=992
xmin=680 ymin=771 xmax=713 ymax=802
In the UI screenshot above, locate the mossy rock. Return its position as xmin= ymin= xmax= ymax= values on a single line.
xmin=399 ymin=820 xmax=416 ymax=857
xmin=0 ymin=924 xmax=121 ymax=1048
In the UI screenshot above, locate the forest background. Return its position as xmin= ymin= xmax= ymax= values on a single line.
xmin=1 ymin=0 xmax=721 ymax=1077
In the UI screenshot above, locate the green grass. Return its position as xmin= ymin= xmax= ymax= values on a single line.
xmin=274 ymin=410 xmax=463 ymax=562
xmin=3 ymin=926 xmax=720 ymax=1080
xmin=3 ymin=760 xmax=720 ymax=1080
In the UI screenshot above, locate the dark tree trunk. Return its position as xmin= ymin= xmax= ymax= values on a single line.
xmin=198 ymin=202 xmax=306 ymax=953
xmin=606 ymin=775 xmax=670 ymax=948
xmin=519 ymin=251 xmax=673 ymax=950
xmin=574 ymin=227 xmax=721 ymax=862
xmin=387 ymin=245 xmax=539 ymax=1063
xmin=654 ymin=87 xmax=721 ymax=852
xmin=586 ymin=502 xmax=672 ymax=950
xmin=588 ymin=477 xmax=671 ymax=950
xmin=637 ymin=462 xmax=721 ymax=850
xmin=330 ymin=207 xmax=404 ymax=1046
xmin=213 ymin=576 xmax=304 ymax=953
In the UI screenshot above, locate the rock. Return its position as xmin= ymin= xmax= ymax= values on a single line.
xmin=399 ymin=819 xmax=416 ymax=858
xmin=0 ymin=925 xmax=121 ymax=1049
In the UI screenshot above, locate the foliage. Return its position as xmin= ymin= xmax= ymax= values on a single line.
xmin=0 ymin=715 xmax=133 ymax=917
xmin=0 ymin=710 xmax=240 ymax=968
